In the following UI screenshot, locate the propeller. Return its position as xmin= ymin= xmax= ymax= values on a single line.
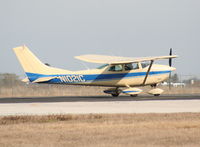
xmin=169 ymin=48 xmax=172 ymax=67
xmin=168 ymin=48 xmax=172 ymax=89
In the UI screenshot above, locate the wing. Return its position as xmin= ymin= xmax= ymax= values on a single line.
xmin=75 ymin=54 xmax=178 ymax=64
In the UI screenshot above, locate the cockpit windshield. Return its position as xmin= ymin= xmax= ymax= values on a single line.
xmin=97 ymin=64 xmax=109 ymax=69
xmin=141 ymin=61 xmax=150 ymax=68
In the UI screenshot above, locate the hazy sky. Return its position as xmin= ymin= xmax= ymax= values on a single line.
xmin=0 ymin=0 xmax=200 ymax=77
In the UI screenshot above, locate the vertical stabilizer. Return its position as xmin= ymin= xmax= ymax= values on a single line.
xmin=13 ymin=45 xmax=71 ymax=75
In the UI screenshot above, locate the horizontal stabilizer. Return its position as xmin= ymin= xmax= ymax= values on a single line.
xmin=32 ymin=77 xmax=55 ymax=83
xmin=22 ymin=77 xmax=30 ymax=83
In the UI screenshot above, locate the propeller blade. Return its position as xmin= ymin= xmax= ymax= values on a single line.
xmin=169 ymin=48 xmax=172 ymax=55
xmin=169 ymin=48 xmax=172 ymax=67
xmin=169 ymin=48 xmax=172 ymax=89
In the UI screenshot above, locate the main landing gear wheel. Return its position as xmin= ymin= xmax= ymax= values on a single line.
xmin=111 ymin=93 xmax=119 ymax=97
xmin=130 ymin=94 xmax=138 ymax=97
xmin=154 ymin=94 xmax=160 ymax=96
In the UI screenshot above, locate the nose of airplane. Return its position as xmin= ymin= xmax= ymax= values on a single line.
xmin=169 ymin=67 xmax=176 ymax=71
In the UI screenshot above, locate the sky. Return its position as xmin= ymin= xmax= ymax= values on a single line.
xmin=0 ymin=0 xmax=200 ymax=78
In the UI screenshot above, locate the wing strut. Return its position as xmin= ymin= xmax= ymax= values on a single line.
xmin=142 ymin=60 xmax=154 ymax=85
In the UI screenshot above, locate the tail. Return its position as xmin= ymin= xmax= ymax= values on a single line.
xmin=13 ymin=45 xmax=71 ymax=81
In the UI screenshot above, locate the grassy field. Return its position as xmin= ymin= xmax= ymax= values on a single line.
xmin=0 ymin=84 xmax=106 ymax=98
xmin=0 ymin=113 xmax=200 ymax=147
xmin=0 ymin=84 xmax=200 ymax=98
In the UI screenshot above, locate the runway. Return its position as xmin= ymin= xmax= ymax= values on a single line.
xmin=0 ymin=95 xmax=200 ymax=115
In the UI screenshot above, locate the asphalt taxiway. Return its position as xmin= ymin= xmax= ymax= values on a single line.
xmin=0 ymin=95 xmax=200 ymax=115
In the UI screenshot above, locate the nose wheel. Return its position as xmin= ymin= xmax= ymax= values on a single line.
xmin=148 ymin=88 xmax=163 ymax=96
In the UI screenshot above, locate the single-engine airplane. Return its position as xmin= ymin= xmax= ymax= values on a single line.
xmin=13 ymin=45 xmax=178 ymax=97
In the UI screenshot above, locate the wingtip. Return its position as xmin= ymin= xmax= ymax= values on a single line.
xmin=172 ymin=55 xmax=178 ymax=58
xmin=74 ymin=55 xmax=81 ymax=60
xmin=13 ymin=45 xmax=28 ymax=51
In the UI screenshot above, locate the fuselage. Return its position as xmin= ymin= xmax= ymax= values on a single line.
xmin=26 ymin=63 xmax=175 ymax=87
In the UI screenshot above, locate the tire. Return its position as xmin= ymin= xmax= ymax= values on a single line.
xmin=130 ymin=94 xmax=138 ymax=97
xmin=111 ymin=94 xmax=119 ymax=97
xmin=154 ymin=94 xmax=160 ymax=96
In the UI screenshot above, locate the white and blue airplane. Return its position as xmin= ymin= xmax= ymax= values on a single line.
xmin=13 ymin=45 xmax=177 ymax=97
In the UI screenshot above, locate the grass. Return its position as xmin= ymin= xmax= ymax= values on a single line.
xmin=0 ymin=113 xmax=200 ymax=147
xmin=0 ymin=84 xmax=200 ymax=98
xmin=0 ymin=84 xmax=106 ymax=98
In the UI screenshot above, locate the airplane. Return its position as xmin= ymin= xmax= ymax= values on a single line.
xmin=13 ymin=45 xmax=178 ymax=97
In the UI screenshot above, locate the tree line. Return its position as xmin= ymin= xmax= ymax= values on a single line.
xmin=0 ymin=73 xmax=22 ymax=87
xmin=0 ymin=73 xmax=199 ymax=88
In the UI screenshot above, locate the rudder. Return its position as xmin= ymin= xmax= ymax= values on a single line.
xmin=13 ymin=45 xmax=71 ymax=75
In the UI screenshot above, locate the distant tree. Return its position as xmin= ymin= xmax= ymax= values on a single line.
xmin=0 ymin=73 xmax=21 ymax=87
xmin=171 ymin=73 xmax=179 ymax=83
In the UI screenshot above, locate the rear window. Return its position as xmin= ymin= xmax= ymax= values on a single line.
xmin=97 ymin=64 xmax=109 ymax=69
xmin=141 ymin=62 xmax=150 ymax=68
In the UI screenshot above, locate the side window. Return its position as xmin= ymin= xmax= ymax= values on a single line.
xmin=125 ymin=63 xmax=139 ymax=70
xmin=141 ymin=61 xmax=150 ymax=68
xmin=124 ymin=63 xmax=133 ymax=71
xmin=109 ymin=65 xmax=123 ymax=72
xmin=132 ymin=63 xmax=139 ymax=70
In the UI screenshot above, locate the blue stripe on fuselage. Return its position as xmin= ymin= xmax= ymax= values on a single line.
xmin=26 ymin=70 xmax=170 ymax=83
